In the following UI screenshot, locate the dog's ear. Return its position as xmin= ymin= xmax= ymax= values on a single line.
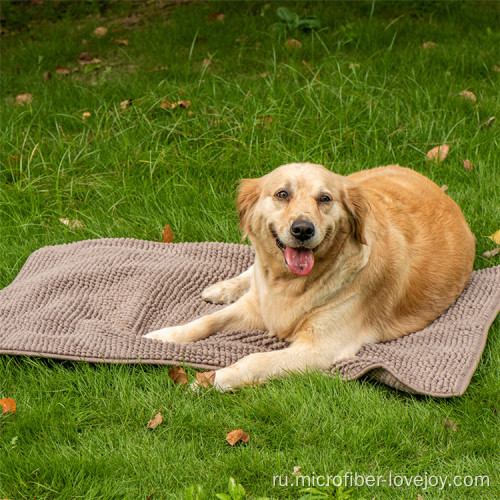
xmin=341 ymin=182 xmax=369 ymax=245
xmin=237 ymin=178 xmax=262 ymax=238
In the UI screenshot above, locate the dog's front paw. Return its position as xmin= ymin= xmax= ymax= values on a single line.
xmin=201 ymin=282 xmax=234 ymax=304
xmin=143 ymin=326 xmax=193 ymax=344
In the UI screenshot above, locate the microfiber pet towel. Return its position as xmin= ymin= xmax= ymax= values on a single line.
xmin=0 ymin=238 xmax=498 ymax=397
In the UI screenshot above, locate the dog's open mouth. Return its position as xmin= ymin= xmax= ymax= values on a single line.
xmin=272 ymin=230 xmax=318 ymax=276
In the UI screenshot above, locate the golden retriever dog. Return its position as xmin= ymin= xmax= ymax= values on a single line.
xmin=145 ymin=163 xmax=475 ymax=391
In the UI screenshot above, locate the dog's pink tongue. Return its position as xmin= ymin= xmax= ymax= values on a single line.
xmin=284 ymin=247 xmax=314 ymax=276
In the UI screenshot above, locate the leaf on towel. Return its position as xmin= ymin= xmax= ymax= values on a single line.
xmin=488 ymin=229 xmax=500 ymax=245
xmin=196 ymin=371 xmax=216 ymax=388
xmin=442 ymin=418 xmax=457 ymax=432
xmin=162 ymin=224 xmax=174 ymax=243
xmin=168 ymin=366 xmax=188 ymax=385
xmin=226 ymin=429 xmax=250 ymax=446
xmin=147 ymin=412 xmax=163 ymax=429
xmin=483 ymin=248 xmax=499 ymax=259
xmin=0 ymin=397 xmax=16 ymax=414
xmin=426 ymin=144 xmax=449 ymax=163
xmin=59 ymin=218 xmax=84 ymax=230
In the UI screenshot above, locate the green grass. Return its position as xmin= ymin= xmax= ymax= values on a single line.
xmin=1 ymin=1 xmax=499 ymax=498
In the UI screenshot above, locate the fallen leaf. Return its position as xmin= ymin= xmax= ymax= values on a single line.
xmin=14 ymin=93 xmax=33 ymax=105
xmin=59 ymin=218 xmax=84 ymax=229
xmin=161 ymin=100 xmax=191 ymax=110
xmin=0 ymin=397 xmax=16 ymax=414
xmin=426 ymin=144 xmax=450 ymax=162
xmin=93 ymin=26 xmax=108 ymax=37
xmin=207 ymin=12 xmax=225 ymax=22
xmin=441 ymin=185 xmax=448 ymax=192
xmin=120 ymin=99 xmax=132 ymax=110
xmin=82 ymin=112 xmax=91 ymax=121
xmin=226 ymin=429 xmax=250 ymax=446
xmin=78 ymin=51 xmax=92 ymax=63
xmin=422 ymin=41 xmax=438 ymax=49
xmin=479 ymin=116 xmax=495 ymax=129
xmin=285 ymin=39 xmax=302 ymax=49
xmin=162 ymin=224 xmax=174 ymax=243
xmin=349 ymin=62 xmax=360 ymax=69
xmin=492 ymin=65 xmax=500 ymax=72
xmin=196 ymin=371 xmax=216 ymax=388
xmin=462 ymin=159 xmax=473 ymax=171
xmin=111 ymin=38 xmax=129 ymax=46
xmin=168 ymin=366 xmax=187 ymax=385
xmin=56 ymin=65 xmax=71 ymax=75
xmin=443 ymin=418 xmax=457 ymax=432
xmin=458 ymin=90 xmax=477 ymax=102
xmin=148 ymin=65 xmax=169 ymax=72
xmin=147 ymin=412 xmax=163 ymax=429
xmin=483 ymin=248 xmax=499 ymax=259
xmin=488 ymin=230 xmax=500 ymax=245
xmin=202 ymin=58 xmax=212 ymax=68
xmin=259 ymin=72 xmax=268 ymax=78
xmin=293 ymin=466 xmax=302 ymax=476
xmin=43 ymin=71 xmax=52 ymax=80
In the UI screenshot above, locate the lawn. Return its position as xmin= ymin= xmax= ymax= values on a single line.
xmin=0 ymin=1 xmax=499 ymax=498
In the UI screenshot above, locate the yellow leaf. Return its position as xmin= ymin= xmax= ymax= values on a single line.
xmin=488 ymin=230 xmax=500 ymax=245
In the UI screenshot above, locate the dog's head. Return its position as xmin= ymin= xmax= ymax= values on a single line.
xmin=238 ymin=163 xmax=369 ymax=276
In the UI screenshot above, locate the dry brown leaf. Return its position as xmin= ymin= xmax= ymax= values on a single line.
xmin=207 ymin=12 xmax=225 ymax=22
xmin=82 ymin=112 xmax=91 ymax=121
xmin=488 ymin=230 xmax=500 ymax=245
xmin=93 ymin=26 xmax=108 ymax=37
xmin=196 ymin=371 xmax=216 ymax=388
xmin=422 ymin=41 xmax=438 ymax=50
xmin=458 ymin=90 xmax=477 ymax=102
xmin=483 ymin=248 xmax=499 ymax=259
xmin=43 ymin=71 xmax=52 ymax=80
xmin=161 ymin=100 xmax=191 ymax=110
xmin=168 ymin=366 xmax=188 ymax=385
xmin=120 ymin=99 xmax=132 ymax=110
xmin=226 ymin=429 xmax=250 ymax=446
xmin=462 ymin=159 xmax=473 ymax=171
xmin=0 ymin=397 xmax=16 ymax=414
xmin=443 ymin=418 xmax=457 ymax=432
xmin=59 ymin=218 xmax=84 ymax=229
xmin=162 ymin=224 xmax=174 ymax=243
xmin=479 ymin=116 xmax=495 ymax=129
xmin=111 ymin=38 xmax=129 ymax=46
xmin=147 ymin=412 xmax=163 ymax=429
xmin=426 ymin=144 xmax=450 ymax=163
xmin=441 ymin=185 xmax=448 ymax=192
xmin=14 ymin=93 xmax=33 ymax=106
xmin=285 ymin=39 xmax=302 ymax=49
xmin=56 ymin=65 xmax=71 ymax=75
xmin=78 ymin=51 xmax=92 ymax=63
xmin=202 ymin=58 xmax=213 ymax=68
xmin=177 ymin=100 xmax=191 ymax=109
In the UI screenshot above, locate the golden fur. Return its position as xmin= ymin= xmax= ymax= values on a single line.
xmin=145 ymin=163 xmax=475 ymax=391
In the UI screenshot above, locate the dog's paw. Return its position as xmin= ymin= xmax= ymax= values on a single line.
xmin=201 ymin=282 xmax=233 ymax=304
xmin=143 ymin=326 xmax=193 ymax=344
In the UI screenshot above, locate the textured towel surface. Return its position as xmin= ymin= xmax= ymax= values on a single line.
xmin=0 ymin=238 xmax=499 ymax=397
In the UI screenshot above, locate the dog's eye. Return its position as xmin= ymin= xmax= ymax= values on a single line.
xmin=319 ymin=194 xmax=332 ymax=203
xmin=275 ymin=190 xmax=289 ymax=200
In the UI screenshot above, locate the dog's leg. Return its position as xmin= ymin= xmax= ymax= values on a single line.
xmin=201 ymin=265 xmax=254 ymax=304
xmin=210 ymin=314 xmax=371 ymax=391
xmin=143 ymin=291 xmax=263 ymax=344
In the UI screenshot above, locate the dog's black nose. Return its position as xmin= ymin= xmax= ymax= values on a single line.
xmin=290 ymin=219 xmax=315 ymax=241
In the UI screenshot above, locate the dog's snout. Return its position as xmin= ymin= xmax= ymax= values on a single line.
xmin=290 ymin=219 xmax=315 ymax=242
